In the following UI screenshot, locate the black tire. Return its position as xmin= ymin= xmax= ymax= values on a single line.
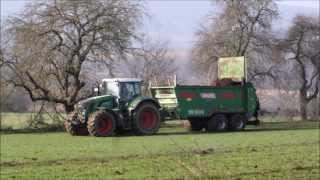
xmin=206 ymin=114 xmax=227 ymax=132
xmin=87 ymin=110 xmax=116 ymax=137
xmin=133 ymin=103 xmax=161 ymax=135
xmin=228 ymin=114 xmax=247 ymax=131
xmin=188 ymin=119 xmax=203 ymax=131
xmin=64 ymin=112 xmax=89 ymax=136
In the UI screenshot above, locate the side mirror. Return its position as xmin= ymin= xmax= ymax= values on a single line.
xmin=93 ymin=87 xmax=100 ymax=96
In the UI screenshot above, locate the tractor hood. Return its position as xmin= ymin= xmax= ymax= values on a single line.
xmin=77 ymin=95 xmax=114 ymax=110
xmin=76 ymin=95 xmax=116 ymax=121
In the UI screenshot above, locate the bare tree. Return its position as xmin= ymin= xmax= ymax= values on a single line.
xmin=125 ymin=39 xmax=177 ymax=94
xmin=1 ymin=0 xmax=143 ymax=113
xmin=192 ymin=0 xmax=278 ymax=84
xmin=281 ymin=15 xmax=319 ymax=120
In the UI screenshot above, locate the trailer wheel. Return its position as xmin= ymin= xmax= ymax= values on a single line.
xmin=87 ymin=110 xmax=116 ymax=137
xmin=206 ymin=114 xmax=227 ymax=132
xmin=188 ymin=119 xmax=203 ymax=131
xmin=64 ymin=112 xmax=89 ymax=136
xmin=134 ymin=103 xmax=161 ymax=135
xmin=228 ymin=114 xmax=246 ymax=131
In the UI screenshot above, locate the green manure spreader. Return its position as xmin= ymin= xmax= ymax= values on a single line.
xmin=64 ymin=56 xmax=260 ymax=136
xmin=150 ymin=82 xmax=260 ymax=132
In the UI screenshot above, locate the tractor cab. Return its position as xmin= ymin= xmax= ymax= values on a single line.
xmin=99 ymin=78 xmax=142 ymax=101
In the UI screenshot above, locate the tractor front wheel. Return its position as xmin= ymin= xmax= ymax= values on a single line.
xmin=64 ymin=112 xmax=89 ymax=136
xmin=133 ymin=103 xmax=161 ymax=135
xmin=87 ymin=110 xmax=116 ymax=137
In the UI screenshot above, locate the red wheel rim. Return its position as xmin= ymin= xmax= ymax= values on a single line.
xmin=98 ymin=117 xmax=112 ymax=134
xmin=139 ymin=109 xmax=157 ymax=129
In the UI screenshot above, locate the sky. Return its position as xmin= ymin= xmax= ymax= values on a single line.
xmin=1 ymin=0 xmax=319 ymax=50
xmin=1 ymin=0 xmax=319 ymax=83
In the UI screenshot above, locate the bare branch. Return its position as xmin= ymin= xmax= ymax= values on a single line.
xmin=2 ymin=0 xmax=143 ymax=112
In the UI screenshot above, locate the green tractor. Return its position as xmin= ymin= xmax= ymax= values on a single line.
xmin=64 ymin=78 xmax=162 ymax=137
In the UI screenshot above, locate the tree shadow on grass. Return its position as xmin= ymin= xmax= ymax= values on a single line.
xmin=0 ymin=125 xmax=64 ymax=134
xmin=114 ymin=121 xmax=319 ymax=137
xmin=1 ymin=121 xmax=319 ymax=136
xmin=154 ymin=121 xmax=320 ymax=136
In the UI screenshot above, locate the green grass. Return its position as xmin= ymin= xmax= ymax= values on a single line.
xmin=1 ymin=113 xmax=34 ymax=129
xmin=0 ymin=112 xmax=316 ymax=130
xmin=1 ymin=112 xmax=65 ymax=130
xmin=1 ymin=121 xmax=319 ymax=179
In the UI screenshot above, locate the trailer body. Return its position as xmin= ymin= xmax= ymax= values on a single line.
xmin=175 ymin=83 xmax=259 ymax=120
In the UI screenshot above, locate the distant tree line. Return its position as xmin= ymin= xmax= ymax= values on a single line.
xmin=192 ymin=0 xmax=319 ymax=120
xmin=1 ymin=0 xmax=318 ymax=120
xmin=1 ymin=0 xmax=175 ymax=114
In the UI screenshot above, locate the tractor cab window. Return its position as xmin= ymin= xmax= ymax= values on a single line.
xmin=101 ymin=81 xmax=119 ymax=96
xmin=120 ymin=82 xmax=141 ymax=100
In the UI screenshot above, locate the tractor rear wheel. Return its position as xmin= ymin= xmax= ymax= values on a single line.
xmin=87 ymin=110 xmax=116 ymax=137
xmin=228 ymin=114 xmax=246 ymax=131
xmin=64 ymin=112 xmax=89 ymax=136
xmin=188 ymin=119 xmax=203 ymax=131
xmin=206 ymin=114 xmax=227 ymax=132
xmin=133 ymin=103 xmax=161 ymax=135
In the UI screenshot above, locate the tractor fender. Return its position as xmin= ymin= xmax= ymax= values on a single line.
xmin=127 ymin=96 xmax=161 ymax=113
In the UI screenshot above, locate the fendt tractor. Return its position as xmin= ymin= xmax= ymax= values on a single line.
xmin=64 ymin=56 xmax=260 ymax=137
xmin=64 ymin=78 xmax=162 ymax=136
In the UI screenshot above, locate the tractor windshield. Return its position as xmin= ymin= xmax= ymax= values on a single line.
xmin=120 ymin=82 xmax=141 ymax=100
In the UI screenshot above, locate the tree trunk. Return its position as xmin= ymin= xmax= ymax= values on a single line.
xmin=318 ymin=95 xmax=320 ymax=117
xmin=64 ymin=104 xmax=75 ymax=114
xmin=299 ymin=90 xmax=308 ymax=120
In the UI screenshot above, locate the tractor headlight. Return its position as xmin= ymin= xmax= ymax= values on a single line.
xmin=78 ymin=104 xmax=83 ymax=111
xmin=82 ymin=110 xmax=86 ymax=117
xmin=76 ymin=99 xmax=90 ymax=121
xmin=75 ymin=103 xmax=85 ymax=120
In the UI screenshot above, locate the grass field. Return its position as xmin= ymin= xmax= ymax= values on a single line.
xmin=1 ymin=116 xmax=319 ymax=179
xmin=1 ymin=113 xmax=65 ymax=130
xmin=0 ymin=112 xmax=314 ymax=130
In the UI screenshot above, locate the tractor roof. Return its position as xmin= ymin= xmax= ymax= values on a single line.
xmin=101 ymin=78 xmax=142 ymax=83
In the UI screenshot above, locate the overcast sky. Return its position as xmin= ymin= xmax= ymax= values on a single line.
xmin=1 ymin=0 xmax=319 ymax=49
xmin=1 ymin=0 xmax=319 ymax=83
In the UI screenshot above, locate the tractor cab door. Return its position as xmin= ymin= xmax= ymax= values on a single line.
xmin=119 ymin=82 xmax=141 ymax=102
